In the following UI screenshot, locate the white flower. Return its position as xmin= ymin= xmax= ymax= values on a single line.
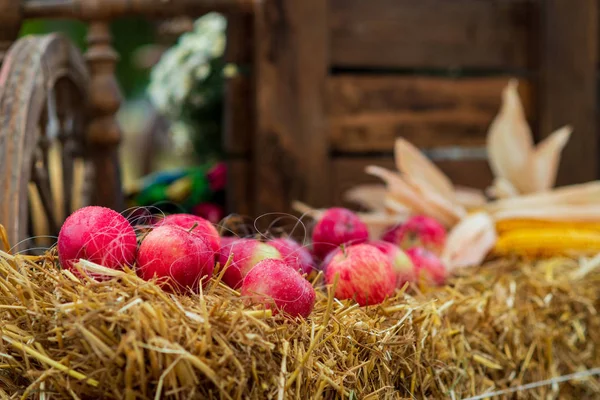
xmin=148 ymin=12 xmax=227 ymax=118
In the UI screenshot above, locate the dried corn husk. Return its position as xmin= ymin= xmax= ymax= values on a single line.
xmin=486 ymin=80 xmax=572 ymax=196
xmin=442 ymin=212 xmax=497 ymax=271
xmin=527 ymin=126 xmax=572 ymax=192
xmin=493 ymin=205 xmax=600 ymax=222
xmin=486 ymin=177 xmax=519 ymax=199
xmin=487 ymin=79 xmax=534 ymax=193
xmin=365 ymin=166 xmax=443 ymax=219
xmin=344 ymin=184 xmax=388 ymax=211
xmin=395 ymin=138 xmax=455 ymax=199
xmin=486 ymin=181 xmax=600 ymax=214
xmin=454 ymin=186 xmax=487 ymax=209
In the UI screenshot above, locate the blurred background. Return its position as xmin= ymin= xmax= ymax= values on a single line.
xmin=13 ymin=0 xmax=598 ymax=223
xmin=20 ymin=14 xmax=231 ymax=223
xmin=21 ymin=16 xmax=211 ymax=187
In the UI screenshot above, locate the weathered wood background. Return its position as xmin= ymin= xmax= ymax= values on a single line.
xmin=224 ymin=0 xmax=598 ymax=216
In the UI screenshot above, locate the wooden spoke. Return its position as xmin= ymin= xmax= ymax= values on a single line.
xmin=56 ymin=78 xmax=88 ymax=220
xmin=31 ymin=147 xmax=60 ymax=237
xmin=60 ymin=116 xmax=76 ymax=220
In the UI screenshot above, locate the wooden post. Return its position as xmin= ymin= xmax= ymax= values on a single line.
xmin=539 ymin=0 xmax=598 ymax=184
xmin=223 ymin=13 xmax=254 ymax=216
xmin=85 ymin=21 xmax=125 ymax=211
xmin=253 ymin=0 xmax=329 ymax=216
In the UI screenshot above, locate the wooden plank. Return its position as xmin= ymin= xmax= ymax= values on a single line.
xmin=226 ymin=159 xmax=251 ymax=217
xmin=539 ymin=0 xmax=598 ymax=185
xmin=329 ymin=0 xmax=535 ymax=69
xmin=223 ymin=13 xmax=253 ymax=156
xmin=331 ymin=157 xmax=493 ymax=208
xmin=328 ymin=76 xmax=534 ymax=152
xmin=223 ymin=14 xmax=254 ymax=215
xmin=253 ymin=0 xmax=329 ymax=215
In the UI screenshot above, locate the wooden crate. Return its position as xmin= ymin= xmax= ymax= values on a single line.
xmin=224 ymin=0 xmax=598 ymax=216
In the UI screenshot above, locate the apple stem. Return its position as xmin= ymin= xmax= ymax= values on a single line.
xmin=188 ymin=222 xmax=199 ymax=233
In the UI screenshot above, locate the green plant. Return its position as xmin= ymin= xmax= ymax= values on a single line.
xmin=148 ymin=13 xmax=229 ymax=163
xmin=20 ymin=18 xmax=155 ymax=99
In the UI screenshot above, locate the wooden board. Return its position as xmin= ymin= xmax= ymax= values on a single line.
xmin=223 ymin=13 xmax=253 ymax=156
xmin=539 ymin=0 xmax=598 ymax=185
xmin=331 ymin=157 xmax=493 ymax=207
xmin=253 ymin=0 xmax=330 ymax=215
xmin=226 ymin=159 xmax=252 ymax=217
xmin=329 ymin=0 xmax=536 ymax=69
xmin=328 ymin=76 xmax=534 ymax=152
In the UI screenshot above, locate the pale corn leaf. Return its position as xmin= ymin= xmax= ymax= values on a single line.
xmin=383 ymin=195 xmax=412 ymax=215
xmin=528 ymin=125 xmax=572 ymax=192
xmin=454 ymin=186 xmax=487 ymax=209
xmin=442 ymin=212 xmax=497 ymax=271
xmin=366 ymin=166 xmax=457 ymax=225
xmin=493 ymin=204 xmax=600 ymax=222
xmin=404 ymin=175 xmax=466 ymax=226
xmin=486 ymin=79 xmax=534 ymax=193
xmin=486 ymin=177 xmax=520 ymax=199
xmin=485 ymin=181 xmax=600 ymax=213
xmin=394 ymin=138 xmax=455 ymax=199
xmin=291 ymin=201 xmax=324 ymax=220
xmin=365 ymin=166 xmax=429 ymax=214
xmin=344 ymin=184 xmax=388 ymax=211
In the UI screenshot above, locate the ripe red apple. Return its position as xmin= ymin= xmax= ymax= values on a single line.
xmin=191 ymin=203 xmax=224 ymax=224
xmin=136 ymin=225 xmax=215 ymax=292
xmin=381 ymin=224 xmax=402 ymax=244
xmin=157 ymin=213 xmax=220 ymax=253
xmin=241 ymin=259 xmax=316 ymax=318
xmin=219 ymin=236 xmax=240 ymax=248
xmin=405 ymin=247 xmax=448 ymax=286
xmin=268 ymin=238 xmax=315 ymax=275
xmin=217 ymin=239 xmax=282 ymax=289
xmin=324 ymin=244 xmax=396 ymax=306
xmin=369 ymin=240 xmax=415 ymax=288
xmin=206 ymin=162 xmax=227 ymax=192
xmin=312 ymin=208 xmax=369 ymax=261
xmin=383 ymin=215 xmax=446 ymax=254
xmin=57 ymin=206 xmax=137 ymax=279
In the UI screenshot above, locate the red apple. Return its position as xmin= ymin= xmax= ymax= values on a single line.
xmin=206 ymin=162 xmax=227 ymax=192
xmin=324 ymin=244 xmax=396 ymax=306
xmin=57 ymin=206 xmax=137 ymax=279
xmin=381 ymin=224 xmax=402 ymax=244
xmin=384 ymin=215 xmax=446 ymax=254
xmin=191 ymin=203 xmax=224 ymax=224
xmin=241 ymin=259 xmax=316 ymax=318
xmin=369 ymin=240 xmax=415 ymax=288
xmin=268 ymin=238 xmax=315 ymax=275
xmin=405 ymin=247 xmax=448 ymax=286
xmin=217 ymin=239 xmax=282 ymax=289
xmin=157 ymin=213 xmax=220 ymax=253
xmin=312 ymin=208 xmax=369 ymax=260
xmin=219 ymin=236 xmax=241 ymax=248
xmin=136 ymin=225 xmax=215 ymax=292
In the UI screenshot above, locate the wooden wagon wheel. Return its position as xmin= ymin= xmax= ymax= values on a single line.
xmin=0 ymin=34 xmax=91 ymax=253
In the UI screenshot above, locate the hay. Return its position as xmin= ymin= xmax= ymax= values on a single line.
xmin=0 ymin=250 xmax=598 ymax=399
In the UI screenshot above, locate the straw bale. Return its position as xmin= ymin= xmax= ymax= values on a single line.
xmin=0 ymin=251 xmax=598 ymax=399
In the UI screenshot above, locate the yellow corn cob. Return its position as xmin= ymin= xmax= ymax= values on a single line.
xmin=493 ymin=228 xmax=600 ymax=257
xmin=495 ymin=219 xmax=600 ymax=235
